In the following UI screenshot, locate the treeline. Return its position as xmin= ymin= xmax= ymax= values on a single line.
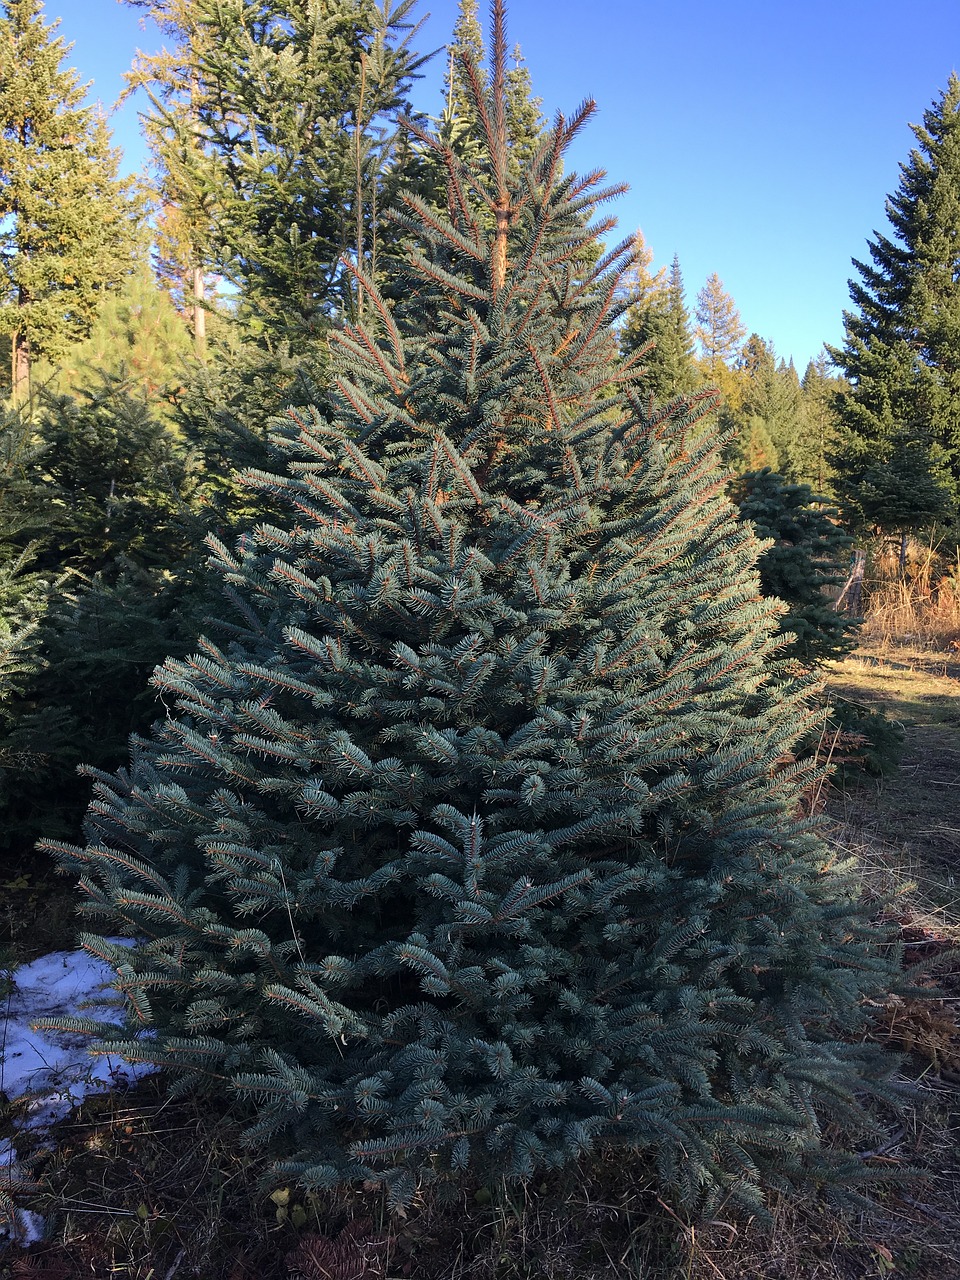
xmin=620 ymin=238 xmax=842 ymax=492
xmin=0 ymin=0 xmax=957 ymax=870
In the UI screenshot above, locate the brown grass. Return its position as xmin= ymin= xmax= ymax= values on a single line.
xmin=857 ymin=540 xmax=960 ymax=653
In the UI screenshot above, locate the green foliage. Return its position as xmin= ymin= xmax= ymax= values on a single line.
xmin=797 ymin=353 xmax=843 ymax=494
xmin=830 ymin=74 xmax=960 ymax=531
xmin=47 ymin=5 xmax=901 ymax=1218
xmin=621 ymin=252 xmax=700 ymax=404
xmin=731 ymin=468 xmax=859 ymax=665
xmin=694 ymin=272 xmax=745 ymax=375
xmin=0 ymin=0 xmax=144 ymax=396
xmin=33 ymin=377 xmax=199 ymax=575
xmin=0 ymin=564 xmax=206 ymax=853
xmin=38 ymin=261 xmax=194 ymax=407
xmin=721 ymin=337 xmax=832 ymax=488
xmin=0 ymin=383 xmax=208 ymax=859
xmin=0 ymin=407 xmax=52 ymax=710
xmin=822 ymin=697 xmax=904 ymax=779
xmin=443 ymin=0 xmax=545 ymax=177
xmin=839 ymin=424 xmax=955 ymax=536
xmin=128 ymin=0 xmax=429 ymax=347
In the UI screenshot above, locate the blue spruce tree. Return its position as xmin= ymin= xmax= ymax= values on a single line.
xmin=44 ymin=3 xmax=901 ymax=1217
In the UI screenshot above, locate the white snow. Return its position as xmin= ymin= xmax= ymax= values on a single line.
xmin=1 ymin=945 xmax=154 ymax=1246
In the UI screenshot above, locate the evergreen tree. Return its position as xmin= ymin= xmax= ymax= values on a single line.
xmin=724 ymin=336 xmax=808 ymax=481
xmin=46 ymin=3 xmax=900 ymax=1217
xmin=731 ymin=468 xmax=858 ymax=665
xmin=34 ymin=378 xmax=198 ymax=575
xmin=445 ymin=0 xmax=485 ymax=121
xmin=0 ymin=560 xmax=205 ymax=853
xmin=0 ymin=406 xmax=49 ymax=708
xmin=798 ymin=352 xmax=842 ymax=494
xmin=436 ymin=0 xmax=546 ymax=192
xmin=830 ymin=74 xmax=960 ymax=527
xmin=39 ymin=261 xmax=194 ymax=407
xmin=695 ymin=271 xmax=746 ymax=375
xmin=621 ymin=250 xmax=699 ymax=403
xmin=0 ymin=0 xmax=143 ymax=400
xmin=125 ymin=0 xmax=429 ymax=346
xmin=847 ymin=426 xmax=955 ymax=560
xmin=0 ymin=380 xmax=207 ymax=857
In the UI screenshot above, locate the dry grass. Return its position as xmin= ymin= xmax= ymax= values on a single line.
xmin=857 ymin=540 xmax=960 ymax=653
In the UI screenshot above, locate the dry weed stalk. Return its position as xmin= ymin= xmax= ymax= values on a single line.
xmin=860 ymin=537 xmax=960 ymax=651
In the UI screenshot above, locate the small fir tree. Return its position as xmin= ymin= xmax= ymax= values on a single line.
xmin=851 ymin=426 xmax=955 ymax=569
xmin=0 ymin=406 xmax=49 ymax=709
xmin=42 ymin=261 xmax=194 ymax=406
xmin=731 ymin=468 xmax=859 ymax=665
xmin=46 ymin=4 xmax=901 ymax=1217
xmin=798 ymin=352 xmax=842 ymax=495
xmin=0 ymin=380 xmax=206 ymax=857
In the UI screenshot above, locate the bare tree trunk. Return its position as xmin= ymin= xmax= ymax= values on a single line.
xmin=11 ymin=330 xmax=30 ymax=405
xmin=192 ymin=267 xmax=206 ymax=358
xmin=835 ymin=548 xmax=866 ymax=616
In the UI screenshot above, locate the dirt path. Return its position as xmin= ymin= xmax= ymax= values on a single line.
xmin=826 ymin=643 xmax=960 ymax=914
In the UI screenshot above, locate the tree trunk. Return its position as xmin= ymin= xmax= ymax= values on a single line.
xmin=898 ymin=530 xmax=908 ymax=576
xmin=11 ymin=330 xmax=30 ymax=405
xmin=192 ymin=266 xmax=206 ymax=358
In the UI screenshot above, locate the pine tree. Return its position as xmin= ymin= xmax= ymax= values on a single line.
xmin=0 ymin=406 xmax=49 ymax=707
xmin=0 ymin=378 xmax=207 ymax=856
xmin=445 ymin=0 xmax=485 ymax=121
xmin=33 ymin=380 xmax=197 ymax=574
xmin=829 ymin=74 xmax=960 ymax=528
xmin=621 ymin=249 xmax=699 ymax=403
xmin=798 ymin=353 xmax=842 ymax=494
xmin=731 ymin=468 xmax=858 ymax=665
xmin=45 ymin=3 xmax=901 ymax=1216
xmin=0 ymin=0 xmax=143 ymax=400
xmin=846 ymin=426 xmax=954 ymax=557
xmin=724 ymin=336 xmax=809 ymax=481
xmin=125 ymin=0 xmax=429 ymax=346
xmin=695 ymin=271 xmax=746 ymax=375
xmin=39 ymin=261 xmax=194 ymax=407
xmin=437 ymin=0 xmax=546 ymax=190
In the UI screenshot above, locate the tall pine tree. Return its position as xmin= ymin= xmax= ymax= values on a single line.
xmin=125 ymin=0 xmax=429 ymax=347
xmin=0 ymin=0 xmax=143 ymax=400
xmin=434 ymin=0 xmax=546 ymax=194
xmin=830 ymin=74 xmax=960 ymax=532
xmin=45 ymin=2 xmax=901 ymax=1217
xmin=695 ymin=271 xmax=746 ymax=375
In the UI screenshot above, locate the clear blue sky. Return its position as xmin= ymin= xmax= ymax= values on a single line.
xmin=46 ymin=0 xmax=960 ymax=371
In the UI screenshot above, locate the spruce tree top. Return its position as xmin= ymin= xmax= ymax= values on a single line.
xmin=830 ymin=74 xmax=960 ymax=524
xmin=45 ymin=1 xmax=900 ymax=1217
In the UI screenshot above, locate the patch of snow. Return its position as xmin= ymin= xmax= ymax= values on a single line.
xmin=1 ymin=944 xmax=154 ymax=1246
